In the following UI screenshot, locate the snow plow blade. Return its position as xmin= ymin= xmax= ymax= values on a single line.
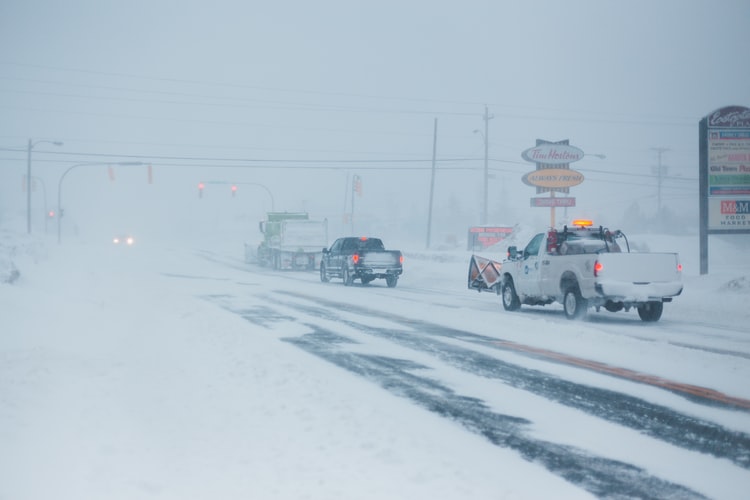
xmin=467 ymin=254 xmax=502 ymax=293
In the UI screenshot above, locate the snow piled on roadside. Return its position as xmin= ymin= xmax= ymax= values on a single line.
xmin=2 ymin=221 xmax=749 ymax=500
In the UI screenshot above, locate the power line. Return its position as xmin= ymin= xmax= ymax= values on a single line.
xmin=0 ymin=61 xmax=699 ymax=126
xmin=0 ymin=147 xmax=479 ymax=164
xmin=0 ymin=148 xmax=700 ymax=191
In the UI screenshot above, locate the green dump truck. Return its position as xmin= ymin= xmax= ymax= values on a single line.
xmin=247 ymin=212 xmax=329 ymax=270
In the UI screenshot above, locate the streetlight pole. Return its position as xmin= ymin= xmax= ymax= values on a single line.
xmin=57 ymin=162 xmax=144 ymax=244
xmin=27 ymin=138 xmax=63 ymax=233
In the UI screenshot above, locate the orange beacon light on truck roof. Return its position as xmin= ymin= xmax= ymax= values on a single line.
xmin=571 ymin=219 xmax=593 ymax=228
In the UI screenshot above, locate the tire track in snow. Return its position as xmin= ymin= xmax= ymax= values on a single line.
xmin=269 ymin=291 xmax=750 ymax=469
xmin=201 ymin=291 xmax=748 ymax=497
xmin=285 ymin=326 xmax=706 ymax=500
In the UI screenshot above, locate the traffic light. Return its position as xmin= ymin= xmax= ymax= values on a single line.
xmin=198 ymin=182 xmax=205 ymax=198
xmin=47 ymin=210 xmax=55 ymax=219
xmin=231 ymin=185 xmax=237 ymax=197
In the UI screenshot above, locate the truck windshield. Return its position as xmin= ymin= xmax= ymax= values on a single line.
xmin=524 ymin=234 xmax=544 ymax=257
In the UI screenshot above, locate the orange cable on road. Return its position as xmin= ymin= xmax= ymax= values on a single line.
xmin=492 ymin=340 xmax=750 ymax=411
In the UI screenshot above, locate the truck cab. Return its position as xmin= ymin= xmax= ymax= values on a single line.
xmin=509 ymin=232 xmax=545 ymax=299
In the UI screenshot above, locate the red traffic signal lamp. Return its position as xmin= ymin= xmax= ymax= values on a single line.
xmin=231 ymin=185 xmax=237 ymax=197
xmin=47 ymin=210 xmax=55 ymax=218
xmin=198 ymin=182 xmax=205 ymax=198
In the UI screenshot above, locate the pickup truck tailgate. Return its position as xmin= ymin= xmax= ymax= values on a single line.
xmin=362 ymin=252 xmax=400 ymax=268
xmin=595 ymin=252 xmax=682 ymax=300
xmin=597 ymin=252 xmax=680 ymax=282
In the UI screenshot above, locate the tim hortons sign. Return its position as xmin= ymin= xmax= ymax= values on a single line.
xmin=521 ymin=143 xmax=584 ymax=164
xmin=522 ymin=168 xmax=585 ymax=189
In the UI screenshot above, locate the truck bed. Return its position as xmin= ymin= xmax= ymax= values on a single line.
xmin=592 ymin=252 xmax=683 ymax=301
xmin=359 ymin=251 xmax=402 ymax=268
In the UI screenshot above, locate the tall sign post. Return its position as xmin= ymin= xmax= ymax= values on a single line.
xmin=699 ymin=105 xmax=750 ymax=274
xmin=521 ymin=139 xmax=584 ymax=228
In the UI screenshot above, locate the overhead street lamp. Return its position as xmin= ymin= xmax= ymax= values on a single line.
xmin=57 ymin=162 xmax=145 ymax=244
xmin=27 ymin=138 xmax=63 ymax=233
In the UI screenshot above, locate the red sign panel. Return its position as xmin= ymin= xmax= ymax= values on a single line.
xmin=467 ymin=226 xmax=514 ymax=251
xmin=530 ymin=197 xmax=576 ymax=207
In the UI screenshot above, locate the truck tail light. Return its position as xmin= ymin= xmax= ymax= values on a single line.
xmin=594 ymin=260 xmax=603 ymax=277
xmin=677 ymin=263 xmax=683 ymax=272
xmin=399 ymin=255 xmax=404 ymax=264
xmin=352 ymin=254 xmax=359 ymax=264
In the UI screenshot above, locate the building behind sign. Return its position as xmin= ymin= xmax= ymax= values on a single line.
xmin=467 ymin=226 xmax=514 ymax=251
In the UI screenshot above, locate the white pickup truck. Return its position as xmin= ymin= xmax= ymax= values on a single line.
xmin=468 ymin=221 xmax=683 ymax=321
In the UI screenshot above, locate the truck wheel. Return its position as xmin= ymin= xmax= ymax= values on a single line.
xmin=563 ymin=287 xmax=587 ymax=320
xmin=385 ymin=275 xmax=398 ymax=288
xmin=320 ymin=263 xmax=330 ymax=283
xmin=637 ymin=301 xmax=663 ymax=322
xmin=342 ymin=266 xmax=354 ymax=286
xmin=501 ymin=280 xmax=521 ymax=311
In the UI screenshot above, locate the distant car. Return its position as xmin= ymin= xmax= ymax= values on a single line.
xmin=113 ymin=235 xmax=135 ymax=246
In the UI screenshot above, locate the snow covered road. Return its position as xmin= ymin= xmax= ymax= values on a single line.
xmin=2 ymin=235 xmax=749 ymax=499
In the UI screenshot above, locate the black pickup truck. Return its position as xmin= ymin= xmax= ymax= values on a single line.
xmin=320 ymin=237 xmax=403 ymax=287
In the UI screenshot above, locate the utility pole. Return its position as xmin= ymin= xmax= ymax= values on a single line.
xmin=26 ymin=139 xmax=32 ymax=233
xmin=651 ymin=147 xmax=670 ymax=217
xmin=351 ymin=176 xmax=356 ymax=234
xmin=426 ymin=118 xmax=438 ymax=249
xmin=481 ymin=105 xmax=494 ymax=225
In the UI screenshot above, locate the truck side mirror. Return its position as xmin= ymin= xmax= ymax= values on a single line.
xmin=322 ymin=247 xmax=328 ymax=254
xmin=507 ymin=246 xmax=517 ymax=259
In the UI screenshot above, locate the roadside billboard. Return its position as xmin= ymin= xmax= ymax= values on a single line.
xmin=698 ymin=105 xmax=750 ymax=273
xmin=521 ymin=139 xmax=585 ymax=227
xmin=467 ymin=226 xmax=514 ymax=251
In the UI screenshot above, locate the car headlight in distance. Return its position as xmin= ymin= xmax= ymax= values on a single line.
xmin=113 ymin=237 xmax=121 ymax=244
xmin=126 ymin=236 xmax=135 ymax=245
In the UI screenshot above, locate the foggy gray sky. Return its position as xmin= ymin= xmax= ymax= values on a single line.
xmin=1 ymin=0 xmax=749 ymax=244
